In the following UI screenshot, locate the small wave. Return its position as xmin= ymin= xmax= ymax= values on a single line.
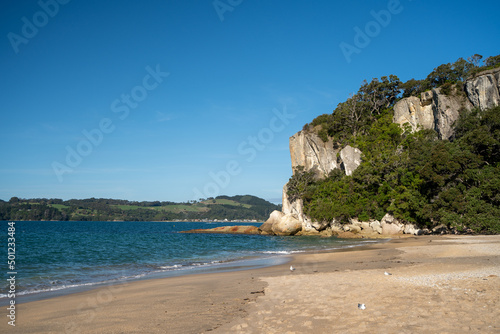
xmin=261 ymin=250 xmax=305 ymax=255
xmin=191 ymin=260 xmax=223 ymax=266
xmin=159 ymin=264 xmax=183 ymax=269
xmin=0 ymin=273 xmax=144 ymax=299
xmin=7 ymin=281 xmax=108 ymax=298
xmin=155 ymin=260 xmax=224 ymax=273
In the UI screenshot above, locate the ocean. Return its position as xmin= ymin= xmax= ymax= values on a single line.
xmin=1 ymin=220 xmax=378 ymax=305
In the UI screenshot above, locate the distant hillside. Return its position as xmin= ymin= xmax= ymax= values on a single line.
xmin=0 ymin=195 xmax=281 ymax=222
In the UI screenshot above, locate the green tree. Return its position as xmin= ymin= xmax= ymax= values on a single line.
xmin=359 ymin=75 xmax=401 ymax=116
xmin=401 ymin=78 xmax=430 ymax=98
xmin=467 ymin=54 xmax=483 ymax=67
xmin=484 ymin=54 xmax=500 ymax=67
xmin=286 ymin=166 xmax=316 ymax=203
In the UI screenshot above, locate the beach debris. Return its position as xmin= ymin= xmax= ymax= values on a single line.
xmin=358 ymin=303 xmax=366 ymax=310
xmin=384 ymin=271 xmax=392 ymax=276
xmin=290 ymin=265 xmax=295 ymax=272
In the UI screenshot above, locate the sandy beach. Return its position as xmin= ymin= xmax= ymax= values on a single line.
xmin=2 ymin=235 xmax=499 ymax=333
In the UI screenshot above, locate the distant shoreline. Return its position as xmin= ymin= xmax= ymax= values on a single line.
xmin=0 ymin=195 xmax=280 ymax=222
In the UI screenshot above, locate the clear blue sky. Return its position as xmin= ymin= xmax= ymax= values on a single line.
xmin=1 ymin=0 xmax=499 ymax=203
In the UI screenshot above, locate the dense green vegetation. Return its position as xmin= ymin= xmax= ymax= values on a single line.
xmin=0 ymin=195 xmax=280 ymax=222
xmin=289 ymin=54 xmax=500 ymax=234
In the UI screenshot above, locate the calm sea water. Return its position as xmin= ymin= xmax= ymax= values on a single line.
xmin=1 ymin=221 xmax=377 ymax=303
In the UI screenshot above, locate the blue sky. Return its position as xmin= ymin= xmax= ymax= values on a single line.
xmin=1 ymin=0 xmax=499 ymax=203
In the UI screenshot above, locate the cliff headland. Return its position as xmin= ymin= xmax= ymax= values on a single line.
xmin=266 ymin=55 xmax=500 ymax=237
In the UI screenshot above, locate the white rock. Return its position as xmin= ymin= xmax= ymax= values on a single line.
xmin=289 ymin=131 xmax=339 ymax=179
xmin=465 ymin=69 xmax=500 ymax=111
xmin=360 ymin=221 xmax=371 ymax=231
xmin=349 ymin=218 xmax=362 ymax=227
xmin=381 ymin=213 xmax=403 ymax=235
xmin=393 ymin=96 xmax=434 ymax=132
xmin=271 ymin=213 xmax=302 ymax=236
xmin=369 ymin=220 xmax=382 ymax=234
xmin=403 ymin=223 xmax=423 ymax=236
xmin=260 ymin=210 xmax=284 ymax=234
xmin=340 ymin=145 xmax=362 ymax=176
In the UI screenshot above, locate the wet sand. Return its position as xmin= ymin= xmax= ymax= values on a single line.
xmin=2 ymin=235 xmax=499 ymax=333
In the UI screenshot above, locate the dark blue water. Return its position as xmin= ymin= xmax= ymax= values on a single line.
xmin=1 ymin=221 xmax=376 ymax=302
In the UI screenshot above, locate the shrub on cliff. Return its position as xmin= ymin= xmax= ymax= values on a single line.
xmin=286 ymin=166 xmax=316 ymax=203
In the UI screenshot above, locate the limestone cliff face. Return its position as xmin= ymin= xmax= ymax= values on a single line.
xmin=432 ymin=87 xmax=474 ymax=140
xmin=393 ymin=95 xmax=434 ymax=132
xmin=283 ymin=134 xmax=363 ymax=231
xmin=282 ymin=183 xmax=303 ymax=217
xmin=339 ymin=145 xmax=362 ymax=176
xmin=285 ymin=131 xmax=348 ymax=231
xmin=289 ymin=131 xmax=338 ymax=178
xmin=289 ymin=131 xmax=363 ymax=179
xmin=393 ymin=87 xmax=473 ymax=140
xmin=465 ymin=68 xmax=500 ymax=110
xmin=394 ymin=67 xmax=500 ymax=139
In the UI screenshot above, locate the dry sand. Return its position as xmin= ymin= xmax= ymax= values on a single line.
xmin=2 ymin=235 xmax=499 ymax=333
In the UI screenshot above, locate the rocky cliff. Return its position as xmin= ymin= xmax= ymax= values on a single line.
xmin=289 ymin=131 xmax=339 ymax=178
xmin=465 ymin=68 xmax=500 ymax=110
xmin=289 ymin=131 xmax=363 ymax=179
xmin=268 ymin=141 xmax=364 ymax=236
xmin=263 ymin=67 xmax=500 ymax=237
xmin=280 ymin=139 xmax=363 ymax=232
xmin=394 ymin=67 xmax=500 ymax=139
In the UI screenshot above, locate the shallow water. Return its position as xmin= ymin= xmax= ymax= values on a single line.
xmin=0 ymin=220 xmax=376 ymax=303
